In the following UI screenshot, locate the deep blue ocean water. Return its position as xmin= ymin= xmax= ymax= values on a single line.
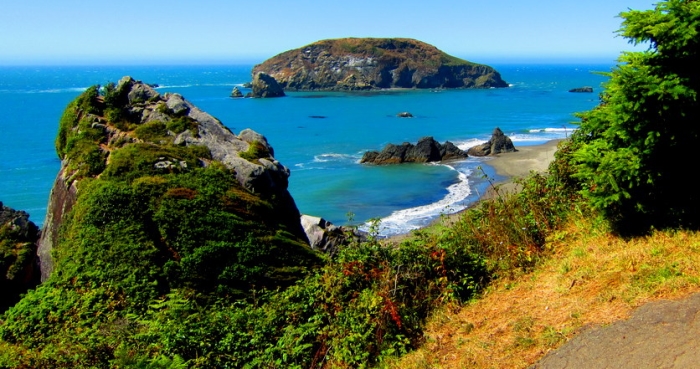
xmin=0 ymin=64 xmax=609 ymax=235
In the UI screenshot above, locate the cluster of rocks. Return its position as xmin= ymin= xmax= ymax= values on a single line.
xmin=467 ymin=127 xmax=517 ymax=156
xmin=361 ymin=136 xmax=467 ymax=164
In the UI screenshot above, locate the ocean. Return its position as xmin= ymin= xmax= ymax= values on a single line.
xmin=0 ymin=64 xmax=609 ymax=236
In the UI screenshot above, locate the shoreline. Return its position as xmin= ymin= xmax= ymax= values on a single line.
xmin=385 ymin=139 xmax=562 ymax=241
xmin=481 ymin=139 xmax=561 ymax=199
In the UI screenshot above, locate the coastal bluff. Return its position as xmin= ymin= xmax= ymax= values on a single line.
xmin=253 ymin=38 xmax=508 ymax=91
xmin=37 ymin=76 xmax=321 ymax=288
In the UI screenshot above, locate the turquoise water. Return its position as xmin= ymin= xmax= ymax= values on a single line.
xmin=0 ymin=64 xmax=609 ymax=235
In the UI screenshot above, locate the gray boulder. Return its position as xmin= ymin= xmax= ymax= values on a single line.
xmin=467 ymin=127 xmax=517 ymax=156
xmin=251 ymin=72 xmax=285 ymax=98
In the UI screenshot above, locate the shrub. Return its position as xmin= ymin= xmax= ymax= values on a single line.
xmin=564 ymin=0 xmax=700 ymax=233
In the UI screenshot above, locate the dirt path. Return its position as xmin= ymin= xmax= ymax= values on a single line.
xmin=532 ymin=293 xmax=700 ymax=368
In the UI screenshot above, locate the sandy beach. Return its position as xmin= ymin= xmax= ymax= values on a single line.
xmin=483 ymin=139 xmax=562 ymax=197
xmin=387 ymin=139 xmax=563 ymax=241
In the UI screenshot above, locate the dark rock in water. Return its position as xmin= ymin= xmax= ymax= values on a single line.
xmin=569 ymin=86 xmax=594 ymax=93
xmin=467 ymin=127 xmax=517 ymax=156
xmin=397 ymin=112 xmax=413 ymax=118
xmin=230 ymin=86 xmax=244 ymax=98
xmin=253 ymin=37 xmax=509 ymax=91
xmin=0 ymin=201 xmax=40 ymax=311
xmin=309 ymin=115 xmax=326 ymax=119
xmin=361 ymin=136 xmax=468 ymax=164
xmin=251 ymin=72 xmax=285 ymax=98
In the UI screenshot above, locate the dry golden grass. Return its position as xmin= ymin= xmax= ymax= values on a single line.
xmin=388 ymin=215 xmax=700 ymax=369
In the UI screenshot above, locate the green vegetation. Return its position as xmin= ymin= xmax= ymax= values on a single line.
xmin=2 ymin=1 xmax=699 ymax=367
xmin=558 ymin=0 xmax=700 ymax=233
xmin=0 ymin=212 xmax=39 ymax=312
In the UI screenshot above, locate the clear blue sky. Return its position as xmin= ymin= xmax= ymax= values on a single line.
xmin=1 ymin=0 xmax=657 ymax=65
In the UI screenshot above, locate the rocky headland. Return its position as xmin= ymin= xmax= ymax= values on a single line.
xmin=361 ymin=136 xmax=468 ymax=164
xmin=467 ymin=127 xmax=517 ymax=156
xmin=252 ymin=38 xmax=509 ymax=91
xmin=37 ymin=76 xmax=321 ymax=289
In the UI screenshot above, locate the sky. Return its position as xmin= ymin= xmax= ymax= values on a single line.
xmin=0 ymin=0 xmax=658 ymax=65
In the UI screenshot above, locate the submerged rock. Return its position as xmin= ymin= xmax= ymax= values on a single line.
xmin=467 ymin=127 xmax=517 ymax=156
xmin=361 ymin=136 xmax=468 ymax=164
xmin=569 ymin=86 xmax=594 ymax=93
xmin=253 ymin=38 xmax=509 ymax=91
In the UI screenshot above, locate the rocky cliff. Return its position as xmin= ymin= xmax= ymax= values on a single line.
xmin=37 ymin=76 xmax=320 ymax=292
xmin=361 ymin=136 xmax=468 ymax=164
xmin=0 ymin=201 xmax=40 ymax=311
xmin=253 ymin=38 xmax=508 ymax=91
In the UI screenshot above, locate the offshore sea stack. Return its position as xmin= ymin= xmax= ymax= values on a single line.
xmin=467 ymin=127 xmax=517 ymax=156
xmin=37 ymin=76 xmax=320 ymax=286
xmin=361 ymin=136 xmax=468 ymax=164
xmin=253 ymin=38 xmax=509 ymax=91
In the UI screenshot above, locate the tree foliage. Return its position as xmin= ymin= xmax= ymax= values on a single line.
xmin=565 ymin=0 xmax=700 ymax=233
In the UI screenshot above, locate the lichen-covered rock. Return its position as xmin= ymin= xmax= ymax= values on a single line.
xmin=0 ymin=201 xmax=40 ymax=310
xmin=253 ymin=38 xmax=508 ymax=91
xmin=251 ymin=72 xmax=286 ymax=98
xmin=467 ymin=127 xmax=517 ymax=156
xmin=361 ymin=136 xmax=468 ymax=164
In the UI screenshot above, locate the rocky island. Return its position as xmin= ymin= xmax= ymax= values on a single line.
xmin=252 ymin=38 xmax=508 ymax=91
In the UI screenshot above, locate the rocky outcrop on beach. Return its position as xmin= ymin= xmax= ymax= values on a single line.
xmin=467 ymin=127 xmax=517 ymax=156
xmin=38 ymin=76 xmax=319 ymax=284
xmin=0 ymin=201 xmax=40 ymax=311
xmin=361 ymin=136 xmax=468 ymax=164
xmin=250 ymin=72 xmax=285 ymax=98
xmin=253 ymin=38 xmax=509 ymax=91
xmin=569 ymin=86 xmax=594 ymax=93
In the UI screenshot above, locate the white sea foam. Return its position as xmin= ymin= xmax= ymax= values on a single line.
xmin=360 ymin=165 xmax=473 ymax=237
xmin=313 ymin=153 xmax=359 ymax=163
xmin=528 ymin=127 xmax=576 ymax=133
